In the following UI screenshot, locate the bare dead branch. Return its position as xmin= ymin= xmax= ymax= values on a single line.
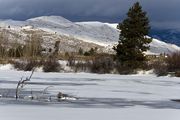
xmin=15 ymin=69 xmax=35 ymax=100
xmin=42 ymin=86 xmax=53 ymax=95
xmin=28 ymin=68 xmax=35 ymax=81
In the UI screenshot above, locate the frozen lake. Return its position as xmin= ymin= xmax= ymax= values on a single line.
xmin=0 ymin=70 xmax=180 ymax=120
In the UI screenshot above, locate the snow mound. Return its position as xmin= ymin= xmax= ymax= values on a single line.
xmin=0 ymin=64 xmax=14 ymax=70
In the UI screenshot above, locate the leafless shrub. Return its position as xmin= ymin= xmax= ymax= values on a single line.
xmin=74 ymin=61 xmax=92 ymax=72
xmin=13 ymin=59 xmax=41 ymax=71
xmin=175 ymin=71 xmax=180 ymax=77
xmin=152 ymin=60 xmax=168 ymax=76
xmin=167 ymin=52 xmax=180 ymax=72
xmin=43 ymin=59 xmax=61 ymax=72
xmin=115 ymin=61 xmax=135 ymax=74
xmin=67 ymin=54 xmax=76 ymax=67
xmin=90 ymin=56 xmax=115 ymax=74
xmin=150 ymin=52 xmax=180 ymax=77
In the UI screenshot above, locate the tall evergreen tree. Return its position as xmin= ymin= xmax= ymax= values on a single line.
xmin=114 ymin=2 xmax=152 ymax=69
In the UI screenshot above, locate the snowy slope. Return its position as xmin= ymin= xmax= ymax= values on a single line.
xmin=26 ymin=16 xmax=119 ymax=46
xmin=0 ymin=16 xmax=179 ymax=54
xmin=86 ymin=23 xmax=180 ymax=54
xmin=0 ymin=19 xmax=25 ymax=28
xmin=149 ymin=38 xmax=180 ymax=54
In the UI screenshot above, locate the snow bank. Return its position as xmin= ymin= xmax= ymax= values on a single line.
xmin=137 ymin=70 xmax=154 ymax=75
xmin=0 ymin=64 xmax=14 ymax=70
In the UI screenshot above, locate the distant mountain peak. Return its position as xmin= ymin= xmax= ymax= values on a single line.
xmin=27 ymin=15 xmax=73 ymax=24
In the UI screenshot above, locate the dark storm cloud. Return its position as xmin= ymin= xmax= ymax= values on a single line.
xmin=0 ymin=0 xmax=131 ymax=21
xmin=0 ymin=0 xmax=179 ymax=29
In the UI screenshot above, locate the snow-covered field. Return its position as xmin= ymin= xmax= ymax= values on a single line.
xmin=0 ymin=68 xmax=180 ymax=120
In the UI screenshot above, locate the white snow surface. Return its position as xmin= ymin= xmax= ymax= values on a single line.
xmin=0 ymin=70 xmax=180 ymax=119
xmin=149 ymin=38 xmax=180 ymax=54
xmin=1 ymin=105 xmax=180 ymax=120
xmin=0 ymin=64 xmax=14 ymax=70
xmin=0 ymin=16 xmax=179 ymax=54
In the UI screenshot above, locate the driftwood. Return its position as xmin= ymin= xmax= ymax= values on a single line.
xmin=14 ymin=68 xmax=77 ymax=102
xmin=15 ymin=69 xmax=35 ymax=100
xmin=57 ymin=92 xmax=77 ymax=101
xmin=42 ymin=86 xmax=53 ymax=95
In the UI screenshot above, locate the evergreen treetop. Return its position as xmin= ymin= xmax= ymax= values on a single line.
xmin=114 ymin=2 xmax=152 ymax=69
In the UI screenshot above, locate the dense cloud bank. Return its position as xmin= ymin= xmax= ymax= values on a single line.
xmin=0 ymin=0 xmax=178 ymax=29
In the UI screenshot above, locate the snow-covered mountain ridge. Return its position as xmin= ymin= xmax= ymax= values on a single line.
xmin=0 ymin=15 xmax=179 ymax=54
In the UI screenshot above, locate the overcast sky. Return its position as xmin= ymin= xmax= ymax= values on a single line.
xmin=0 ymin=0 xmax=178 ymax=29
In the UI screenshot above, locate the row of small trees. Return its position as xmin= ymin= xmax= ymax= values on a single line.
xmin=0 ymin=32 xmax=43 ymax=59
xmin=153 ymin=52 xmax=180 ymax=77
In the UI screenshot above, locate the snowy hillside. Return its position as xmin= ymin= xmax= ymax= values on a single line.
xmin=0 ymin=16 xmax=179 ymax=54
xmin=149 ymin=38 xmax=180 ymax=54
xmin=80 ymin=22 xmax=180 ymax=54
xmin=26 ymin=16 xmax=119 ymax=46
